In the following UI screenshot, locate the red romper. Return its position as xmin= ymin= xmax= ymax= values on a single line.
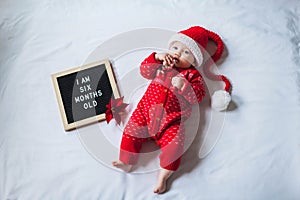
xmin=119 ymin=52 xmax=206 ymax=170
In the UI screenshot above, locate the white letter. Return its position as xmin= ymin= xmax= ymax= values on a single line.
xmin=80 ymin=86 xmax=84 ymax=93
xmin=83 ymin=103 xmax=88 ymax=109
xmin=87 ymin=84 xmax=92 ymax=91
xmin=74 ymin=96 xmax=80 ymax=103
xmin=80 ymin=95 xmax=85 ymax=101
xmin=93 ymin=100 xmax=97 ymax=107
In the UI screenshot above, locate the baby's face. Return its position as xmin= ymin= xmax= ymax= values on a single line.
xmin=169 ymin=41 xmax=195 ymax=68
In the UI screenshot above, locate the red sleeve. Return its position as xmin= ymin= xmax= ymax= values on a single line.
xmin=171 ymin=69 xmax=206 ymax=104
xmin=140 ymin=52 xmax=162 ymax=80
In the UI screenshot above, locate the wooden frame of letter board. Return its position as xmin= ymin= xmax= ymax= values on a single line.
xmin=51 ymin=59 xmax=120 ymax=131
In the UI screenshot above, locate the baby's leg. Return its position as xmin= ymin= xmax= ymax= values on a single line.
xmin=113 ymin=105 xmax=148 ymax=172
xmin=112 ymin=133 xmax=143 ymax=172
xmin=158 ymin=123 xmax=184 ymax=171
xmin=154 ymin=123 xmax=184 ymax=193
xmin=153 ymin=168 xmax=174 ymax=194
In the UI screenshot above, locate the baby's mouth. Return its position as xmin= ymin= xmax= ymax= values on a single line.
xmin=173 ymin=58 xmax=179 ymax=64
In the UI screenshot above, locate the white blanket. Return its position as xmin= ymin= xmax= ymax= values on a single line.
xmin=1 ymin=0 xmax=300 ymax=199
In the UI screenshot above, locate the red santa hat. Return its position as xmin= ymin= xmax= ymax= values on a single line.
xmin=168 ymin=26 xmax=232 ymax=111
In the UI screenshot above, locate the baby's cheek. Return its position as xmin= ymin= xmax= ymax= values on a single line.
xmin=178 ymin=60 xmax=192 ymax=68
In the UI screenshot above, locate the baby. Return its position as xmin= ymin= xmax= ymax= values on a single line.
xmin=112 ymin=26 xmax=230 ymax=194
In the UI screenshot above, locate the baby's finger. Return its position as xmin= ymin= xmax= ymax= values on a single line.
xmin=165 ymin=56 xmax=171 ymax=65
xmin=168 ymin=56 xmax=175 ymax=66
xmin=162 ymin=60 xmax=167 ymax=66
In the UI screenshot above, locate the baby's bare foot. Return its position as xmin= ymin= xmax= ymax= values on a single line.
xmin=153 ymin=169 xmax=173 ymax=194
xmin=112 ymin=160 xmax=132 ymax=172
xmin=153 ymin=179 xmax=167 ymax=194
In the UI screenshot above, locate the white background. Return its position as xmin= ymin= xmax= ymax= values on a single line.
xmin=1 ymin=0 xmax=300 ymax=199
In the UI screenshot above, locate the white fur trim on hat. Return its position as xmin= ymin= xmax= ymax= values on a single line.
xmin=211 ymin=90 xmax=231 ymax=111
xmin=168 ymin=33 xmax=203 ymax=67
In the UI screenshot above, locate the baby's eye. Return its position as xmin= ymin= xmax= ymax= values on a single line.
xmin=172 ymin=46 xmax=178 ymax=50
xmin=184 ymin=50 xmax=190 ymax=54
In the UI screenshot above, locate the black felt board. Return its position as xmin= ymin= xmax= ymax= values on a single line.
xmin=52 ymin=60 xmax=120 ymax=130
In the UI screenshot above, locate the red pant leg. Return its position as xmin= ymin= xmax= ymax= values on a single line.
xmin=156 ymin=123 xmax=185 ymax=171
xmin=119 ymin=105 xmax=148 ymax=165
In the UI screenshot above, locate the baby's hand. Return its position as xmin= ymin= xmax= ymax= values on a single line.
xmin=155 ymin=53 xmax=176 ymax=68
xmin=171 ymin=76 xmax=185 ymax=90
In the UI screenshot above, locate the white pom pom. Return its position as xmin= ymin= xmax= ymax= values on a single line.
xmin=211 ymin=90 xmax=231 ymax=111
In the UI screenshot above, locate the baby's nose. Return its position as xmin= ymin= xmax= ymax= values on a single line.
xmin=174 ymin=52 xmax=181 ymax=57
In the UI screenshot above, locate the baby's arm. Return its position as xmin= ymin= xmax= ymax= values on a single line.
xmin=140 ymin=52 xmax=162 ymax=80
